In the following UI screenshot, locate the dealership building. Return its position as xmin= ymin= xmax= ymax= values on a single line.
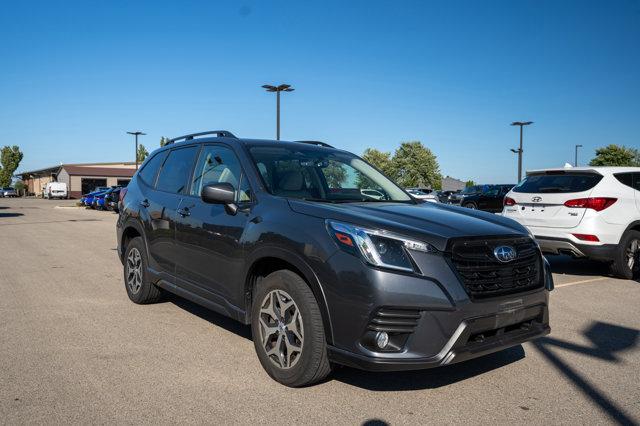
xmin=19 ymin=162 xmax=136 ymax=198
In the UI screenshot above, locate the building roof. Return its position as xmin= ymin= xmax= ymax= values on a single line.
xmin=19 ymin=162 xmax=135 ymax=178
xmin=62 ymin=165 xmax=136 ymax=177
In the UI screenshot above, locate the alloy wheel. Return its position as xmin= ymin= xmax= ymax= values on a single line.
xmin=126 ymin=248 xmax=143 ymax=294
xmin=258 ymin=289 xmax=304 ymax=369
xmin=627 ymin=239 xmax=639 ymax=272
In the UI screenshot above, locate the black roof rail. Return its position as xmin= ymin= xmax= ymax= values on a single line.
xmin=168 ymin=130 xmax=237 ymax=144
xmin=294 ymin=140 xmax=334 ymax=148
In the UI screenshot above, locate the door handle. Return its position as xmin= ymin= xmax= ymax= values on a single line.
xmin=177 ymin=207 xmax=191 ymax=217
xmin=139 ymin=199 xmax=150 ymax=208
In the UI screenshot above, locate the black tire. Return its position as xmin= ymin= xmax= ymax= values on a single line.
xmin=464 ymin=202 xmax=477 ymax=209
xmin=251 ymin=270 xmax=332 ymax=387
xmin=123 ymin=237 xmax=163 ymax=304
xmin=610 ymin=230 xmax=640 ymax=280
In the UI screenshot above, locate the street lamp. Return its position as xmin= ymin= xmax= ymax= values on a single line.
xmin=575 ymin=144 xmax=583 ymax=167
xmin=127 ymin=131 xmax=146 ymax=170
xmin=262 ymin=84 xmax=294 ymax=140
xmin=510 ymin=121 xmax=533 ymax=182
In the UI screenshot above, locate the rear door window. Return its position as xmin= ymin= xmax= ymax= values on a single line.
xmin=156 ymin=146 xmax=199 ymax=194
xmin=513 ymin=173 xmax=603 ymax=193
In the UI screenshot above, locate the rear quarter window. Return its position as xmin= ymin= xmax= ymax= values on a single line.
xmin=513 ymin=173 xmax=603 ymax=194
xmin=138 ymin=151 xmax=168 ymax=187
xmin=614 ymin=172 xmax=634 ymax=189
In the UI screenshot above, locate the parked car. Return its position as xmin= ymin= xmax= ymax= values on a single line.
xmin=458 ymin=184 xmax=514 ymax=212
xmin=406 ymin=188 xmax=439 ymax=203
xmin=107 ymin=187 xmax=123 ymax=212
xmin=1 ymin=187 xmax=17 ymax=198
xmin=436 ymin=190 xmax=459 ymax=203
xmin=448 ymin=186 xmax=478 ymax=205
xmin=44 ymin=182 xmax=68 ymax=199
xmin=503 ymin=167 xmax=640 ymax=279
xmin=117 ymin=131 xmax=552 ymax=387
xmin=81 ymin=187 xmax=110 ymax=206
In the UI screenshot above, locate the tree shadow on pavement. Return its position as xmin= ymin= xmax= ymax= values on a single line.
xmin=546 ymin=254 xmax=611 ymax=277
xmin=332 ymin=344 xmax=525 ymax=391
xmin=533 ymin=321 xmax=639 ymax=425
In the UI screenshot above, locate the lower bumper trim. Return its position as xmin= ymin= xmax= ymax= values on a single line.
xmin=328 ymin=316 xmax=550 ymax=372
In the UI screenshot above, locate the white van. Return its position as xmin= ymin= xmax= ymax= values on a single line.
xmin=44 ymin=182 xmax=68 ymax=199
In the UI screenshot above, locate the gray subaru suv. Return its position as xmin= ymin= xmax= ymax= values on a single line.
xmin=117 ymin=131 xmax=553 ymax=387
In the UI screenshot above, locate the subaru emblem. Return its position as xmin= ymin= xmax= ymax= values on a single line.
xmin=531 ymin=196 xmax=542 ymax=202
xmin=494 ymin=245 xmax=517 ymax=263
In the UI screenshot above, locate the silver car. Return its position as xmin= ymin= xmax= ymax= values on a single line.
xmin=2 ymin=187 xmax=17 ymax=198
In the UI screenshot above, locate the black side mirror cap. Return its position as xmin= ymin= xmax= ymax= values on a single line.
xmin=201 ymin=182 xmax=236 ymax=205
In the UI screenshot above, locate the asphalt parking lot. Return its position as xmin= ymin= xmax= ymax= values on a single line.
xmin=1 ymin=198 xmax=639 ymax=425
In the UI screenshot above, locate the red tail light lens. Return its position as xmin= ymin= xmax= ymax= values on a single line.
xmin=564 ymin=197 xmax=617 ymax=211
xmin=119 ymin=187 xmax=128 ymax=202
xmin=504 ymin=197 xmax=517 ymax=206
xmin=572 ymin=233 xmax=600 ymax=242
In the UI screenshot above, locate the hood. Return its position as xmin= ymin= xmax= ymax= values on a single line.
xmin=287 ymin=200 xmax=528 ymax=251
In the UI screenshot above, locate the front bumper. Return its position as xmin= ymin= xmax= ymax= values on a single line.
xmin=329 ymin=304 xmax=549 ymax=371
xmin=321 ymin=249 xmax=552 ymax=371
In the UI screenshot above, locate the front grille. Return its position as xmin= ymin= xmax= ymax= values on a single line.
xmin=447 ymin=237 xmax=543 ymax=300
xmin=367 ymin=308 xmax=422 ymax=333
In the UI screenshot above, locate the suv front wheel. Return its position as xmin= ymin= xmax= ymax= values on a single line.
xmin=611 ymin=230 xmax=640 ymax=280
xmin=251 ymin=270 xmax=332 ymax=387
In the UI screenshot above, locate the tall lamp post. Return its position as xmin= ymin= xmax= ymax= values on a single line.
xmin=575 ymin=144 xmax=583 ymax=167
xmin=127 ymin=131 xmax=146 ymax=170
xmin=510 ymin=121 xmax=533 ymax=182
xmin=262 ymin=84 xmax=294 ymax=140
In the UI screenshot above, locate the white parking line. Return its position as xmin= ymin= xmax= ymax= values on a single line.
xmin=555 ymin=277 xmax=609 ymax=288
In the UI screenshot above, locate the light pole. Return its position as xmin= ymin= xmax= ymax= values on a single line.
xmin=262 ymin=84 xmax=294 ymax=140
xmin=510 ymin=121 xmax=533 ymax=182
xmin=575 ymin=144 xmax=583 ymax=167
xmin=127 ymin=131 xmax=146 ymax=170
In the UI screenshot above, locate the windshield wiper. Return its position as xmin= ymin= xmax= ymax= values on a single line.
xmin=299 ymin=197 xmax=337 ymax=203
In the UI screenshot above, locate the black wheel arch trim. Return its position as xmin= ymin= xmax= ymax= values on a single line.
xmin=243 ymin=245 xmax=334 ymax=344
xmin=119 ymin=218 xmax=150 ymax=263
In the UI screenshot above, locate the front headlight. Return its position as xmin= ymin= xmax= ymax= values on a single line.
xmin=327 ymin=220 xmax=437 ymax=272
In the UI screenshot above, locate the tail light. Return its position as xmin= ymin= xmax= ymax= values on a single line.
xmin=504 ymin=197 xmax=517 ymax=206
xmin=572 ymin=233 xmax=600 ymax=242
xmin=564 ymin=197 xmax=617 ymax=211
xmin=119 ymin=187 xmax=128 ymax=203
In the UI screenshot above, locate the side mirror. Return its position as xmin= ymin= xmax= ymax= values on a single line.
xmin=201 ymin=182 xmax=238 ymax=214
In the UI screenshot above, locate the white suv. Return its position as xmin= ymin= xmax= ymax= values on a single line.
xmin=502 ymin=167 xmax=640 ymax=279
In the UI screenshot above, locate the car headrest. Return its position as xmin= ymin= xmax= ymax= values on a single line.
xmin=279 ymin=171 xmax=304 ymax=191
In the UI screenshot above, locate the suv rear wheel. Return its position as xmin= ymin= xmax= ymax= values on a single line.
xmin=251 ymin=270 xmax=332 ymax=387
xmin=611 ymin=230 xmax=640 ymax=280
xmin=123 ymin=237 xmax=163 ymax=304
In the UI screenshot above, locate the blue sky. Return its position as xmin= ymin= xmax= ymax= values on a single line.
xmin=1 ymin=0 xmax=639 ymax=183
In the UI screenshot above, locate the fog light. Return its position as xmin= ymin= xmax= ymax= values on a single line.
xmin=375 ymin=331 xmax=389 ymax=349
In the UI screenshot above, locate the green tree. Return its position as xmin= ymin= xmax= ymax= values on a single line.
xmin=137 ymin=144 xmax=149 ymax=163
xmin=589 ymin=144 xmax=637 ymax=166
xmin=0 ymin=145 xmax=24 ymax=188
xmin=389 ymin=141 xmax=442 ymax=190
xmin=465 ymin=180 xmax=475 ymax=187
xmin=362 ymin=148 xmax=394 ymax=177
xmin=323 ymin=162 xmax=347 ymax=188
xmin=160 ymin=136 xmax=170 ymax=147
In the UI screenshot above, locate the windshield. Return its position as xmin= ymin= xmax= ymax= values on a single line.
xmin=248 ymin=145 xmax=412 ymax=202
xmin=513 ymin=173 xmax=603 ymax=193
